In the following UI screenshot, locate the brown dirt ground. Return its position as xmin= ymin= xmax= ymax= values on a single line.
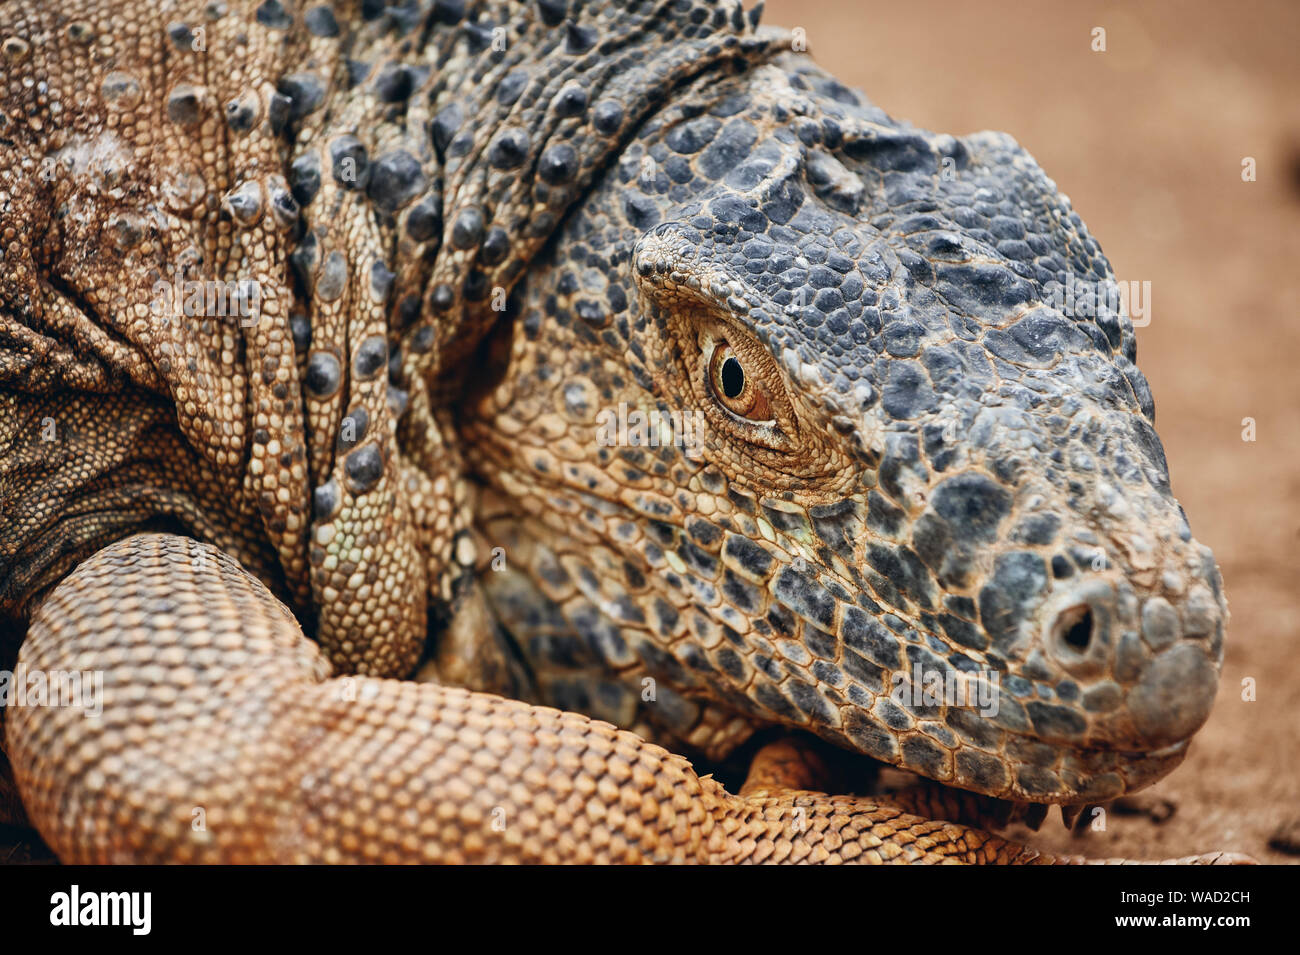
xmin=766 ymin=0 xmax=1300 ymax=862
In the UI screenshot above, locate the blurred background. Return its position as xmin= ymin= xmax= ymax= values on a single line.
xmin=767 ymin=0 xmax=1299 ymax=861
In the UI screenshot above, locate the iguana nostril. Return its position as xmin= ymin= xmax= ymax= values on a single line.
xmin=1044 ymin=580 xmax=1115 ymax=675
xmin=1052 ymin=604 xmax=1095 ymax=655
xmin=1059 ymin=606 xmax=1094 ymax=651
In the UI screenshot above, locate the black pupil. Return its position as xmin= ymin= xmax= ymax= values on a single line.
xmin=720 ymin=356 xmax=745 ymax=399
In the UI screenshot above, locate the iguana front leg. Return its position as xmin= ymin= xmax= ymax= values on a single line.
xmin=5 ymin=534 xmax=1249 ymax=864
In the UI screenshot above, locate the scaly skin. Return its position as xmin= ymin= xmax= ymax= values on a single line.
xmin=8 ymin=535 xmax=1243 ymax=864
xmin=0 ymin=1 xmax=1244 ymax=863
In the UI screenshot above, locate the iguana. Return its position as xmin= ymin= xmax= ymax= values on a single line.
xmin=0 ymin=0 xmax=1245 ymax=863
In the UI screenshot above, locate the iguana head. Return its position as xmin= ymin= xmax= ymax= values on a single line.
xmin=464 ymin=46 xmax=1224 ymax=808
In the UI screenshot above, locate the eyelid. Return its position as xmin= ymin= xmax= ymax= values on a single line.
xmin=679 ymin=313 xmax=799 ymax=452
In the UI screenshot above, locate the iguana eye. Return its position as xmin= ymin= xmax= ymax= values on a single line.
xmin=707 ymin=342 xmax=773 ymax=421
